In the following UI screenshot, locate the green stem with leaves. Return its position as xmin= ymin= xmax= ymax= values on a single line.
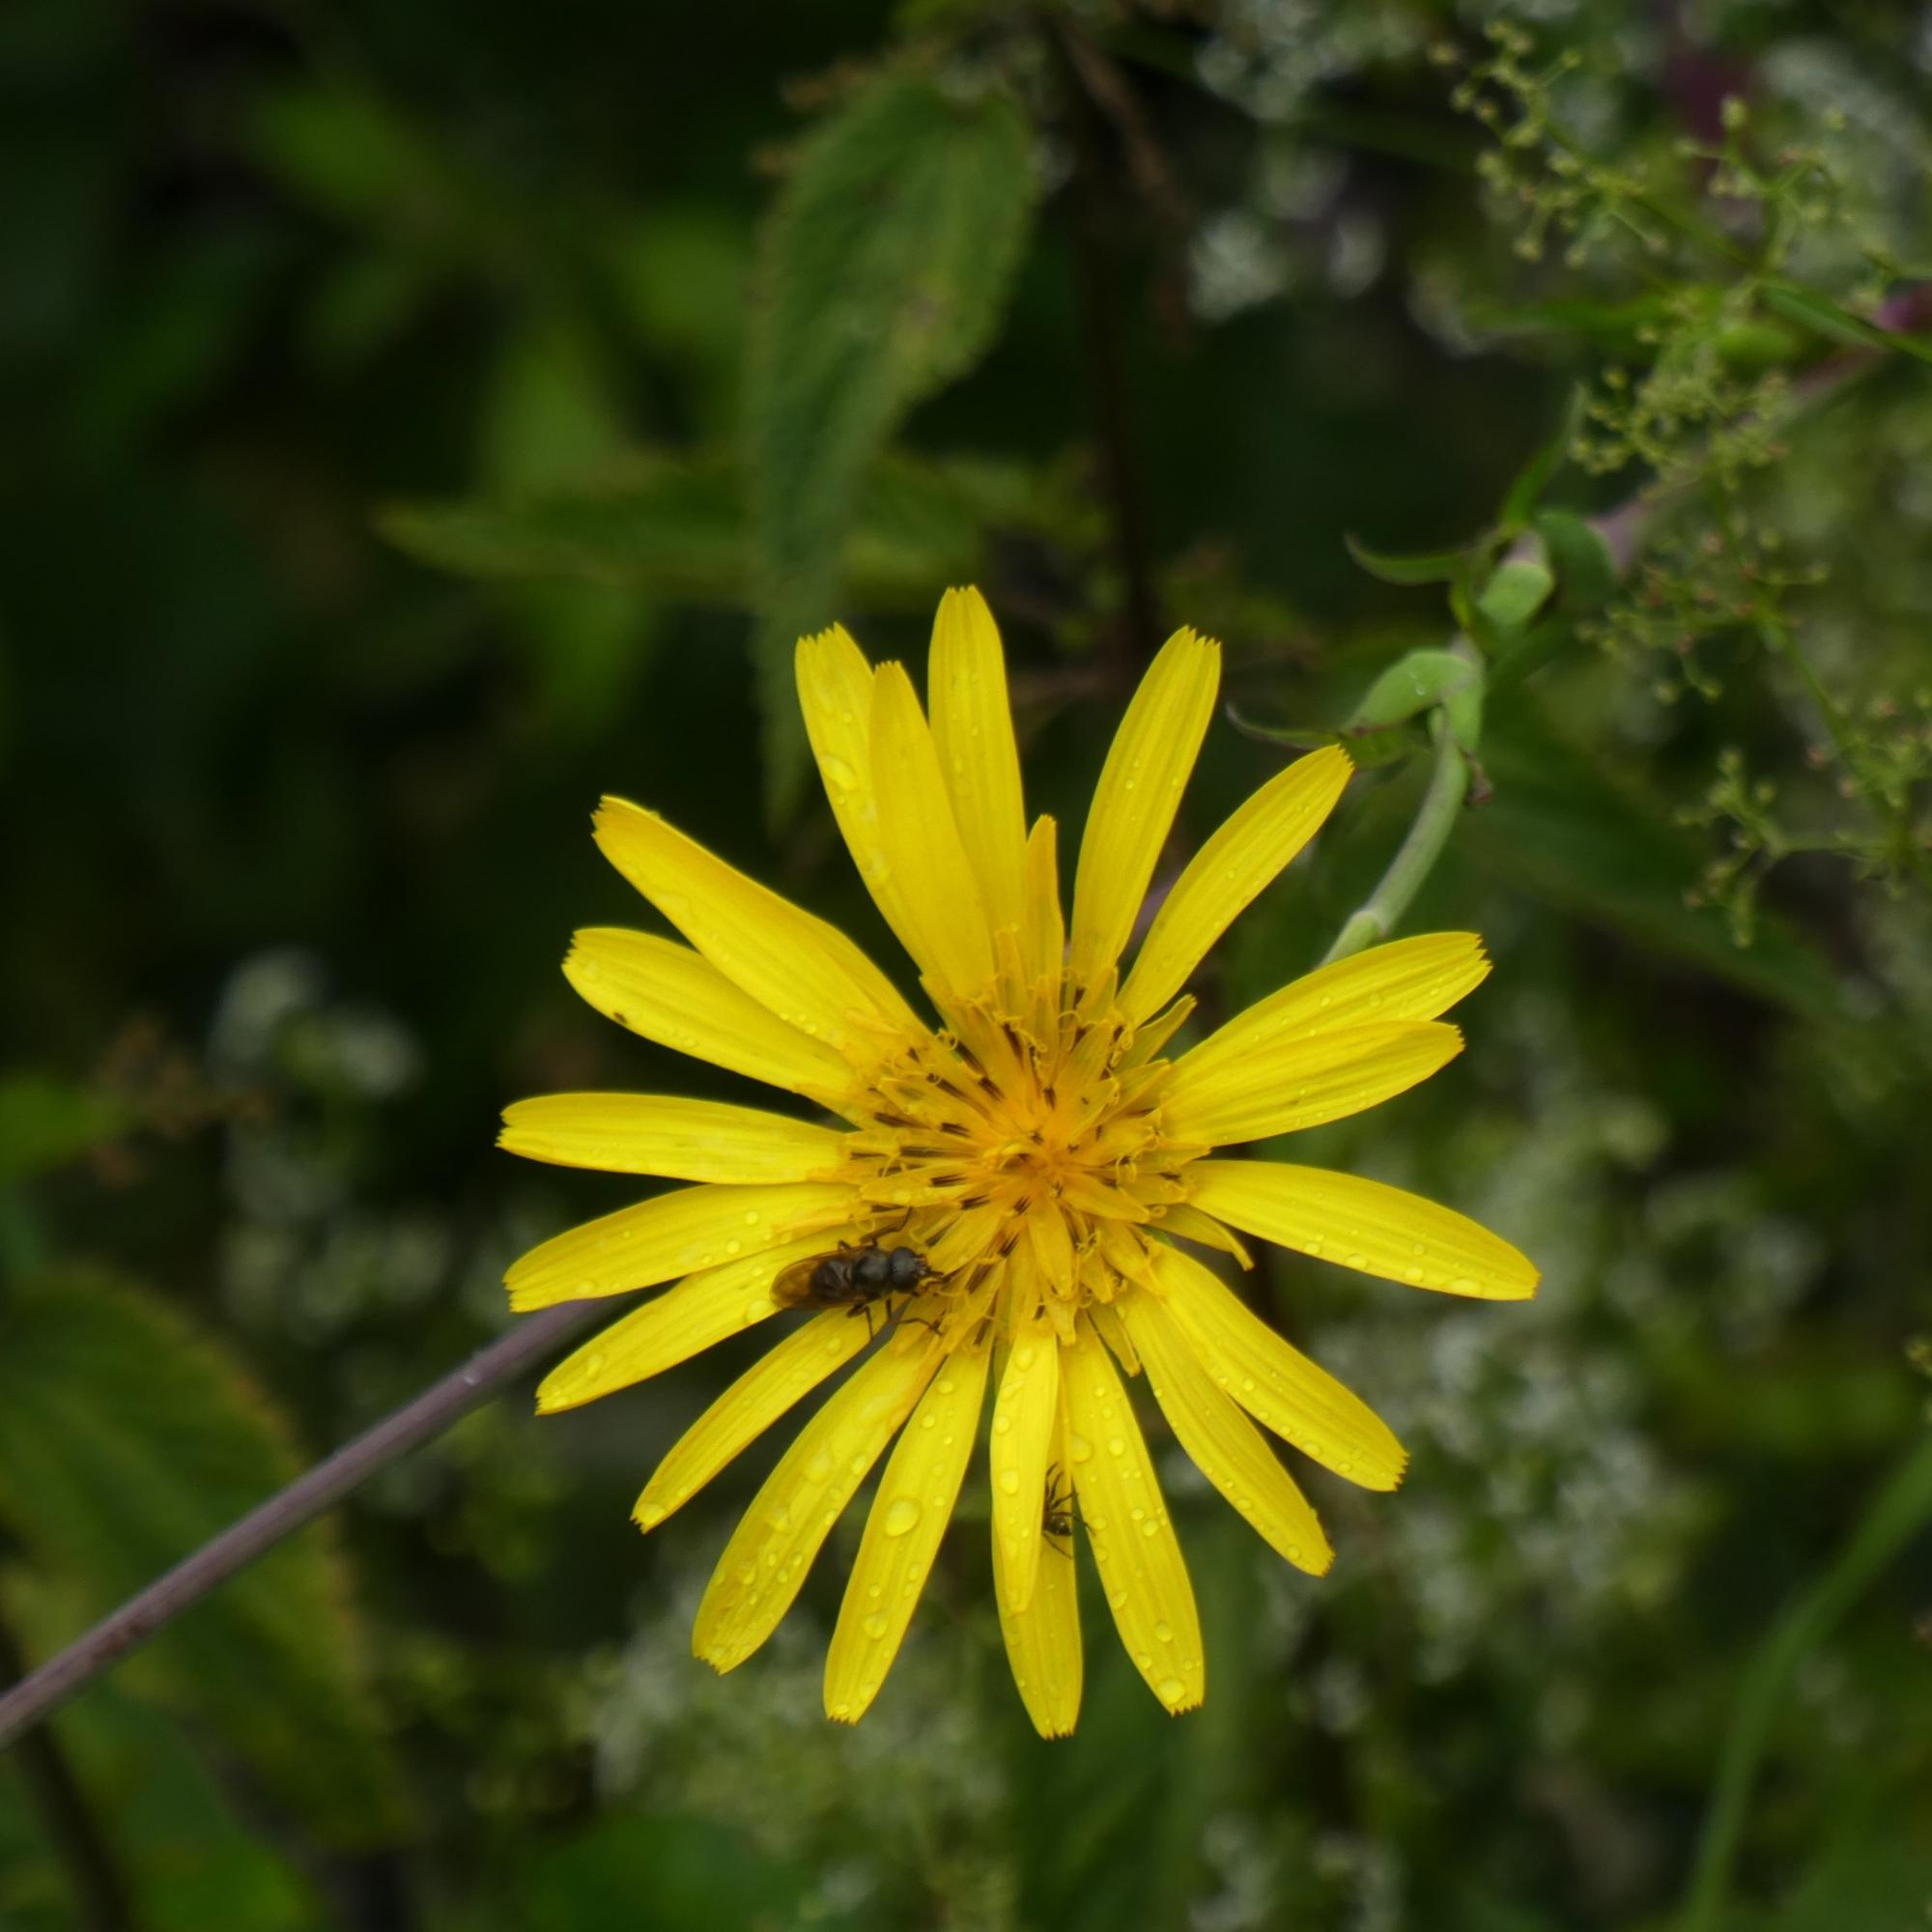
xmin=1320 ymin=720 xmax=1472 ymax=966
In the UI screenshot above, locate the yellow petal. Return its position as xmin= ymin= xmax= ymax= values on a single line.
xmin=500 ymin=1094 xmax=846 ymax=1183
xmin=564 ymin=927 xmax=857 ymax=1102
xmin=795 ymin=624 xmax=916 ymax=944
xmin=593 ymin=797 xmax=921 ymax=1062
xmin=1120 ymin=1290 xmax=1332 ymax=1575
xmin=1061 ymin=1325 xmax=1204 ymax=1716
xmin=1172 ymin=933 xmax=1490 ymax=1094
xmin=1150 ymin=1242 xmax=1406 ymax=1489
xmin=1069 ymin=628 xmax=1220 ymax=980
xmin=987 ymin=1309 xmax=1061 ymax=1613
xmin=1025 ymin=1199 xmax=1077 ymax=1299
xmin=634 ymin=1310 xmax=873 ymax=1529
xmin=536 ymin=1232 xmax=853 ymax=1411
xmin=1189 ymin=1160 xmax=1539 ymax=1300
xmin=1020 ymin=815 xmax=1065 ymax=1003
xmin=868 ymin=663 xmax=996 ymax=999
xmin=1120 ymin=747 xmax=1353 ymax=1024
xmin=824 ymin=1342 xmax=991 ymax=1721
xmin=928 ymin=587 xmax=1028 ymax=937
xmin=693 ymin=1334 xmax=938 ymax=1674
xmin=992 ymin=1396 xmax=1083 ymax=1740
xmin=505 ymin=1179 xmax=851 ymax=1311
xmin=1159 ymin=1020 xmax=1463 ymax=1147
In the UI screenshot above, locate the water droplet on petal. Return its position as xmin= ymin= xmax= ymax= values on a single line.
xmin=882 ymin=1496 xmax=922 ymax=1537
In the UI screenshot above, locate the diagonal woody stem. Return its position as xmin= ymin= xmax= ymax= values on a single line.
xmin=0 ymin=1300 xmax=599 ymax=1754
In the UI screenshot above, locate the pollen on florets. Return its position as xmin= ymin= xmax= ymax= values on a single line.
xmin=830 ymin=974 xmax=1208 ymax=1344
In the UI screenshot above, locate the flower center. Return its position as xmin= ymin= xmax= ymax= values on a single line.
xmin=834 ymin=980 xmax=1205 ymax=1328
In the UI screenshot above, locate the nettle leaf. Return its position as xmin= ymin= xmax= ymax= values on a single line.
xmin=380 ymin=449 xmax=1052 ymax=611
xmin=0 ymin=1072 xmax=130 ymax=1183
xmin=0 ymin=1267 xmax=407 ymax=1847
xmin=747 ymin=66 xmax=1039 ymax=802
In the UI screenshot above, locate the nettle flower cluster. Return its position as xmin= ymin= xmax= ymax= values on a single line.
xmin=500 ymin=589 xmax=1537 ymax=1735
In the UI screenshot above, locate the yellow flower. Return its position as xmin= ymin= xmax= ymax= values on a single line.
xmin=500 ymin=587 xmax=1537 ymax=1734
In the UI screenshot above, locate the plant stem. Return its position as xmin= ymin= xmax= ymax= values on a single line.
xmin=0 ymin=1300 xmax=599 ymax=1755
xmin=0 ymin=1603 xmax=136 ymax=1931
xmin=1321 ymin=718 xmax=1472 ymax=967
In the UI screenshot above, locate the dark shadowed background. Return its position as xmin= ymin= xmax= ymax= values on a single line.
xmin=2 ymin=2 xmax=1930 ymax=1927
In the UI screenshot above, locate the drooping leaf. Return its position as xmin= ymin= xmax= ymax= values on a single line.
xmin=1343 ymin=531 xmax=1475 ymax=585
xmin=0 ymin=1073 xmax=129 ymax=1184
xmin=1224 ymin=704 xmax=1419 ymax=771
xmin=0 ymin=1267 xmax=407 ymax=1847
xmin=746 ymin=66 xmax=1039 ymax=803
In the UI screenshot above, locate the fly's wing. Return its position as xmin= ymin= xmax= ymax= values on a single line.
xmin=771 ymin=1254 xmax=830 ymax=1307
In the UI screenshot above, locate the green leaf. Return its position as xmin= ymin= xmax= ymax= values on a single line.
xmin=1762 ymin=281 xmax=1932 ymax=367
xmin=1224 ymin=706 xmax=1417 ymax=771
xmin=1474 ymin=539 xmax=1556 ymax=636
xmin=1343 ymin=531 xmax=1474 ymax=585
xmin=1498 ymin=387 xmax=1583 ymax=532
xmin=381 ymin=448 xmax=1049 ymax=611
xmin=0 ymin=1073 xmax=129 ymax=1184
xmin=1532 ymin=508 xmax=1618 ymax=612
xmin=381 ymin=450 xmax=747 ymax=594
xmin=1347 ymin=647 xmax=1481 ymax=730
xmin=0 ymin=1267 xmax=407 ymax=1847
xmin=747 ymin=67 xmax=1039 ymax=802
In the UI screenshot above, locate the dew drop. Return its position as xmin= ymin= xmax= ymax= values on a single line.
xmin=1154 ymin=1620 xmax=1173 ymax=1644
xmin=861 ymin=1610 xmax=890 ymax=1639
xmin=1107 ymin=1435 xmax=1126 ymax=1458
xmin=882 ymin=1496 xmax=923 ymax=1537
xmin=1156 ymin=1675 xmax=1187 ymax=1706
xmin=1068 ymin=1433 xmax=1094 ymax=1463
xmin=998 ymin=1467 xmax=1020 ymax=1495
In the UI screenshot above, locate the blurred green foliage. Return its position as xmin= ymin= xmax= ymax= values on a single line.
xmin=1 ymin=1 xmax=1929 ymax=1929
